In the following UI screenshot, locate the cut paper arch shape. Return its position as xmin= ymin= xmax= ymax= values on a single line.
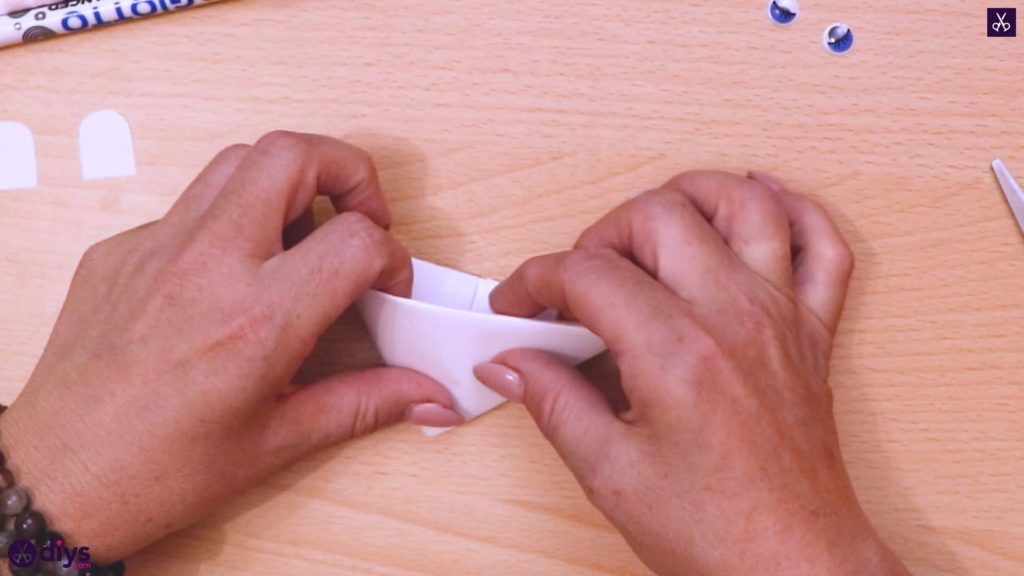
xmin=357 ymin=258 xmax=608 ymax=436
xmin=79 ymin=109 xmax=137 ymax=180
xmin=0 ymin=121 xmax=38 ymax=191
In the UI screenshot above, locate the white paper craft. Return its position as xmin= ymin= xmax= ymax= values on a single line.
xmin=357 ymin=259 xmax=607 ymax=435
xmin=79 ymin=110 xmax=137 ymax=180
xmin=0 ymin=121 xmax=37 ymax=191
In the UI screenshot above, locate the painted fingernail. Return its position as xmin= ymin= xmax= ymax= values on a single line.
xmin=748 ymin=171 xmax=784 ymax=193
xmin=405 ymin=403 xmax=465 ymax=428
xmin=473 ymin=363 xmax=524 ymax=402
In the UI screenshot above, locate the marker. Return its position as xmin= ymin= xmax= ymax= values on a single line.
xmin=1 ymin=0 xmax=224 ymax=50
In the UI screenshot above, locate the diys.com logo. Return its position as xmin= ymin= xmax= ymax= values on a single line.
xmin=7 ymin=537 xmax=92 ymax=570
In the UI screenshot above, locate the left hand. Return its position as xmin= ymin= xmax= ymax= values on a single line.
xmin=0 ymin=132 xmax=461 ymax=564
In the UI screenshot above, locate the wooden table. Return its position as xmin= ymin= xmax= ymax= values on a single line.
xmin=1 ymin=1 xmax=1022 ymax=574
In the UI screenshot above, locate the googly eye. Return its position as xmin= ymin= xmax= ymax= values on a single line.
xmin=823 ymin=23 xmax=854 ymax=54
xmin=767 ymin=0 xmax=799 ymax=25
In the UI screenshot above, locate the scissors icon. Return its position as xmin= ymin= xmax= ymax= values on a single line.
xmin=9 ymin=541 xmax=36 ymax=567
xmin=993 ymin=11 xmax=1011 ymax=33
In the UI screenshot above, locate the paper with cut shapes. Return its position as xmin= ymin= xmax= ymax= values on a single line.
xmin=0 ymin=121 xmax=37 ymax=191
xmin=357 ymin=258 xmax=607 ymax=435
xmin=79 ymin=110 xmax=136 ymax=180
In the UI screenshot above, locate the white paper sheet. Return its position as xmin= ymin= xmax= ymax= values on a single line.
xmin=0 ymin=121 xmax=37 ymax=191
xmin=79 ymin=110 xmax=136 ymax=180
xmin=357 ymin=259 xmax=607 ymax=435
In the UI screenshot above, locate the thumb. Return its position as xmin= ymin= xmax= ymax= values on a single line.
xmin=474 ymin=349 xmax=626 ymax=479
xmin=268 ymin=368 xmax=463 ymax=453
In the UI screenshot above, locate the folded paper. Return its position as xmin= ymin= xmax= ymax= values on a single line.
xmin=357 ymin=259 xmax=607 ymax=435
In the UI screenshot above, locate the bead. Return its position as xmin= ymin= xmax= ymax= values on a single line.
xmin=1 ymin=486 xmax=29 ymax=515
xmin=36 ymin=531 xmax=66 ymax=575
xmin=51 ymin=561 xmax=79 ymax=573
xmin=15 ymin=511 xmax=46 ymax=541
xmin=36 ymin=530 xmax=62 ymax=548
xmin=0 ymin=529 xmax=17 ymax=556
xmin=79 ymin=568 xmax=109 ymax=576
xmin=0 ymin=468 xmax=15 ymax=490
xmin=51 ymin=561 xmax=81 ymax=576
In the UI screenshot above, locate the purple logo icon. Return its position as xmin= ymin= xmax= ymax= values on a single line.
xmin=8 ymin=539 xmax=37 ymax=568
xmin=6 ymin=536 xmax=92 ymax=570
xmin=988 ymin=8 xmax=1016 ymax=37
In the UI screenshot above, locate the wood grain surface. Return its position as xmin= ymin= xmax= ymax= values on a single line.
xmin=1 ymin=1 xmax=1022 ymax=574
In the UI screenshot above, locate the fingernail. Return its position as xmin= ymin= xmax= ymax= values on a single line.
xmin=473 ymin=362 xmax=524 ymax=402
xmin=405 ymin=403 xmax=465 ymax=428
xmin=748 ymin=171 xmax=784 ymax=193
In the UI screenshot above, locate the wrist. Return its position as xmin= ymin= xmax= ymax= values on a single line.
xmin=781 ymin=513 xmax=910 ymax=576
xmin=716 ymin=490 xmax=910 ymax=576
xmin=819 ymin=531 xmax=909 ymax=576
xmin=0 ymin=397 xmax=126 ymax=567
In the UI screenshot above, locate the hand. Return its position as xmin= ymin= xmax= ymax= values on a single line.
xmin=0 ymin=132 xmax=462 ymax=563
xmin=474 ymin=172 xmax=909 ymax=576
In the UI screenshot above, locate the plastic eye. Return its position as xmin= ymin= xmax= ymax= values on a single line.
xmin=823 ymin=23 xmax=854 ymax=54
xmin=767 ymin=0 xmax=799 ymax=25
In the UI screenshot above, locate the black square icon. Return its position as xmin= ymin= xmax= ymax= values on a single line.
xmin=989 ymin=8 xmax=1016 ymax=37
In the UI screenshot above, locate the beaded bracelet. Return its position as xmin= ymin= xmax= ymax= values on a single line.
xmin=0 ymin=405 xmax=126 ymax=576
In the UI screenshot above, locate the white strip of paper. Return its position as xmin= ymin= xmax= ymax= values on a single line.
xmin=79 ymin=110 xmax=137 ymax=180
xmin=0 ymin=121 xmax=37 ymax=191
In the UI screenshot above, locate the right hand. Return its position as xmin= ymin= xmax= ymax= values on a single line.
xmin=474 ymin=171 xmax=909 ymax=576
